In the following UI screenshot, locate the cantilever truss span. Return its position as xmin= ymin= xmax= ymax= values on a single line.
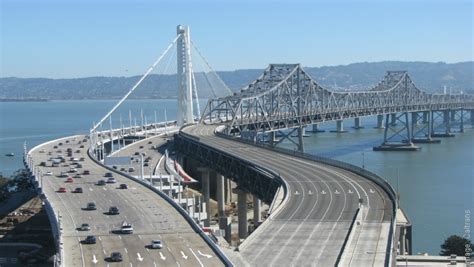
xmin=200 ymin=64 xmax=474 ymax=135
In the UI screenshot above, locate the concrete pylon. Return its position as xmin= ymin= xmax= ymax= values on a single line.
xmin=330 ymin=120 xmax=347 ymax=133
xmin=353 ymin=117 xmax=363 ymax=129
xmin=198 ymin=167 xmax=211 ymax=227
xmin=176 ymin=25 xmax=194 ymax=126
xmin=374 ymin=114 xmax=385 ymax=129
xmin=233 ymin=187 xmax=248 ymax=239
xmin=253 ymin=195 xmax=261 ymax=226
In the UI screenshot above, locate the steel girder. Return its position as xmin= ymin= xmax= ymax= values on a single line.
xmin=200 ymin=64 xmax=474 ymax=136
xmin=174 ymin=133 xmax=281 ymax=204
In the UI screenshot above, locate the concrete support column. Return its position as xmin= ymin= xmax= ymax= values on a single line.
xmin=471 ymin=110 xmax=474 ymax=125
xmin=216 ymin=174 xmax=225 ymax=217
xmin=330 ymin=120 xmax=347 ymax=133
xmin=353 ymin=117 xmax=363 ymax=129
xmin=390 ymin=113 xmax=397 ymax=126
xmin=450 ymin=110 xmax=456 ymax=121
xmin=224 ymin=177 xmax=232 ymax=204
xmin=198 ymin=168 xmax=211 ymax=227
xmin=375 ymin=114 xmax=385 ymax=129
xmin=443 ymin=110 xmax=451 ymax=133
xmin=253 ymin=195 xmax=261 ymax=226
xmin=236 ymin=189 xmax=248 ymax=239
xmin=269 ymin=131 xmax=276 ymax=147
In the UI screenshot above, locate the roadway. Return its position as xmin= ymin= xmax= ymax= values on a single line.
xmin=30 ymin=135 xmax=224 ymax=267
xmin=183 ymin=124 xmax=394 ymax=266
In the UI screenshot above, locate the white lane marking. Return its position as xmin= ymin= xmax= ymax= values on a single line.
xmin=137 ymin=253 xmax=144 ymax=262
xmin=92 ymin=255 xmax=98 ymax=264
xmin=124 ymin=248 xmax=128 ymax=254
xmin=118 ymin=235 xmax=122 ymax=240
xmin=370 ymin=188 xmax=375 ymax=193
xmin=189 ymin=248 xmax=204 ymax=267
xmin=294 ymin=190 xmax=300 ymax=195
xmin=335 ymin=189 xmax=340 ymax=194
xmin=130 ymin=263 xmax=133 ymax=267
xmin=98 ymin=236 xmax=101 ymax=241
xmin=180 ymin=251 xmax=188 ymax=259
xmin=167 ymin=247 xmax=171 ymax=252
xmin=103 ymin=249 xmax=106 ymax=255
xmin=308 ymin=190 xmax=313 ymax=195
xmin=79 ymin=241 xmax=86 ymax=267
xmin=103 ymin=188 xmax=107 ymax=191
xmin=137 ymin=234 xmax=141 ymax=240
xmin=176 ymin=262 xmax=181 ymax=267
xmin=197 ymin=250 xmax=212 ymax=258
xmin=154 ymin=262 xmax=157 ymax=267
xmin=160 ymin=252 xmax=166 ymax=260
xmin=321 ymin=190 xmax=326 ymax=194
xmin=146 ymin=248 xmax=150 ymax=252
xmin=348 ymin=189 xmax=353 ymax=194
xmin=89 ymin=188 xmax=93 ymax=191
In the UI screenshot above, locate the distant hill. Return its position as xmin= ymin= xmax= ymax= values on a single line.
xmin=1 ymin=61 xmax=472 ymax=100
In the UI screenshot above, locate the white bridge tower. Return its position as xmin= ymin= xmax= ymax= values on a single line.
xmin=176 ymin=25 xmax=194 ymax=126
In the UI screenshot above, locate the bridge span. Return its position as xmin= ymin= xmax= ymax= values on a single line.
xmin=176 ymin=124 xmax=396 ymax=266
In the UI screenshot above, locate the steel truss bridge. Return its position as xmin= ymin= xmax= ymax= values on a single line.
xmin=201 ymin=64 xmax=474 ymax=151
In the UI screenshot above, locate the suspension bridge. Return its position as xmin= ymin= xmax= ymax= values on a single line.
xmin=24 ymin=25 xmax=474 ymax=267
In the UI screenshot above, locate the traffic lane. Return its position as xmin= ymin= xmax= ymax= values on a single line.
xmin=32 ymin=136 xmax=224 ymax=266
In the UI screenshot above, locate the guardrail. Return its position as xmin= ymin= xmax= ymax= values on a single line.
xmin=214 ymin=131 xmax=398 ymax=267
xmin=86 ymin=140 xmax=234 ymax=267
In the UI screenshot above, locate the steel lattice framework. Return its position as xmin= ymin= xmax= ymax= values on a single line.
xmin=201 ymin=64 xmax=474 ymax=135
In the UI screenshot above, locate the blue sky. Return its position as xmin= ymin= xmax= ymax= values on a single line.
xmin=1 ymin=0 xmax=472 ymax=78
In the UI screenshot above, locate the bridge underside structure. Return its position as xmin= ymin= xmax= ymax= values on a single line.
xmin=201 ymin=64 xmax=474 ymax=151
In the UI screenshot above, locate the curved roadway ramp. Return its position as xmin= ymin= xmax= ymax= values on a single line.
xmin=30 ymin=135 xmax=225 ymax=267
xmin=183 ymin=125 xmax=394 ymax=267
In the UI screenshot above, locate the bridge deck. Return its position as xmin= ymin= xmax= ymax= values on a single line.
xmin=31 ymin=135 xmax=223 ymax=267
xmin=184 ymin=124 xmax=393 ymax=266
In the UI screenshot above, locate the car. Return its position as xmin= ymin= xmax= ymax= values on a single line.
xmin=150 ymin=240 xmax=163 ymax=249
xmin=112 ymin=165 xmax=118 ymax=169
xmin=108 ymin=206 xmax=119 ymax=215
xmin=39 ymin=150 xmax=45 ymax=153
xmin=59 ymin=172 xmax=68 ymax=178
xmin=52 ymin=163 xmax=60 ymax=167
xmin=53 ymin=146 xmax=58 ymax=149
xmin=148 ymin=141 xmax=153 ymax=144
xmin=120 ymin=167 xmax=126 ymax=172
xmin=66 ymin=148 xmax=73 ymax=152
xmin=128 ymin=167 xmax=135 ymax=172
xmin=47 ymin=152 xmax=52 ymax=155
xmin=69 ymin=168 xmax=77 ymax=173
xmin=144 ymin=163 xmax=149 ymax=167
xmin=73 ymin=174 xmax=82 ymax=178
xmin=85 ymin=202 xmax=96 ymax=210
xmin=134 ymin=152 xmax=140 ymax=155
xmin=78 ymin=223 xmax=90 ymax=231
xmin=57 ymin=187 xmax=67 ymax=193
xmin=79 ymin=145 xmax=84 ymax=148
xmin=119 ymin=184 xmax=128 ymax=189
xmin=75 ymin=150 xmax=81 ymax=153
xmin=83 ymin=170 xmax=90 ymax=175
xmin=44 ymin=171 xmax=53 ymax=176
xmin=72 ymin=158 xmax=79 ymax=162
xmin=60 ymin=158 xmax=66 ymax=163
xmin=76 ymin=164 xmax=82 ymax=168
xmin=121 ymin=222 xmax=133 ymax=234
xmin=65 ymin=140 xmax=69 ymax=143
xmin=82 ymin=235 xmax=96 ymax=244
xmin=109 ymin=252 xmax=122 ymax=262
xmin=58 ymin=142 xmax=63 ymax=146
xmin=73 ymin=187 xmax=83 ymax=193
xmin=139 ymin=145 xmax=144 ymax=149
xmin=65 ymin=177 xmax=74 ymax=183
xmin=96 ymin=180 xmax=106 ymax=186
xmin=104 ymin=172 xmax=113 ymax=177
xmin=106 ymin=177 xmax=117 ymax=184
xmin=79 ymin=157 xmax=85 ymax=161
xmin=39 ymin=161 xmax=46 ymax=166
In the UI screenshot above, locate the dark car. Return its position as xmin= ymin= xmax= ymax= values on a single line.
xmin=73 ymin=187 xmax=83 ymax=193
xmin=82 ymin=235 xmax=96 ymax=244
xmin=96 ymin=180 xmax=106 ymax=186
xmin=104 ymin=172 xmax=113 ymax=177
xmin=85 ymin=202 xmax=96 ymax=210
xmin=83 ymin=170 xmax=90 ymax=175
xmin=119 ymin=184 xmax=128 ymax=189
xmin=109 ymin=252 xmax=122 ymax=262
xmin=108 ymin=206 xmax=119 ymax=215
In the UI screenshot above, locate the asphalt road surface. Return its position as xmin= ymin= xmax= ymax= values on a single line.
xmin=183 ymin=124 xmax=393 ymax=267
xmin=30 ymin=135 xmax=224 ymax=267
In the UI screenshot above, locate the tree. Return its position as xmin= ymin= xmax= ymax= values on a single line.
xmin=440 ymin=235 xmax=473 ymax=256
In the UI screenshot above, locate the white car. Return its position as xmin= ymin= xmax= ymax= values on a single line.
xmin=44 ymin=171 xmax=53 ymax=176
xmin=107 ymin=177 xmax=117 ymax=184
xmin=150 ymin=240 xmax=163 ymax=249
xmin=121 ymin=222 xmax=133 ymax=234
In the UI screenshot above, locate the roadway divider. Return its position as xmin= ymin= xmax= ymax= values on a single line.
xmin=336 ymin=205 xmax=363 ymax=266
xmin=86 ymin=144 xmax=234 ymax=267
xmin=214 ymin=131 xmax=398 ymax=267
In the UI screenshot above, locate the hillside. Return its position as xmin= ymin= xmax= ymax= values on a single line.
xmin=1 ymin=61 xmax=472 ymax=100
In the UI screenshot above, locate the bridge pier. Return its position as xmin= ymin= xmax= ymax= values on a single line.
xmin=431 ymin=110 xmax=455 ymax=138
xmin=330 ymin=120 xmax=347 ymax=133
xmin=297 ymin=126 xmax=305 ymax=153
xmin=352 ymin=117 xmax=363 ymax=129
xmin=471 ymin=110 xmax=474 ymax=125
xmin=374 ymin=114 xmax=385 ymax=129
xmin=411 ymin=111 xmax=440 ymax=144
xmin=307 ymin=123 xmax=325 ymax=133
xmin=216 ymin=173 xmax=232 ymax=242
xmin=253 ymin=195 xmax=261 ymax=227
xmin=234 ymin=188 xmax=248 ymax=239
xmin=373 ymin=112 xmax=420 ymax=151
xmin=198 ymin=167 xmax=211 ymax=227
